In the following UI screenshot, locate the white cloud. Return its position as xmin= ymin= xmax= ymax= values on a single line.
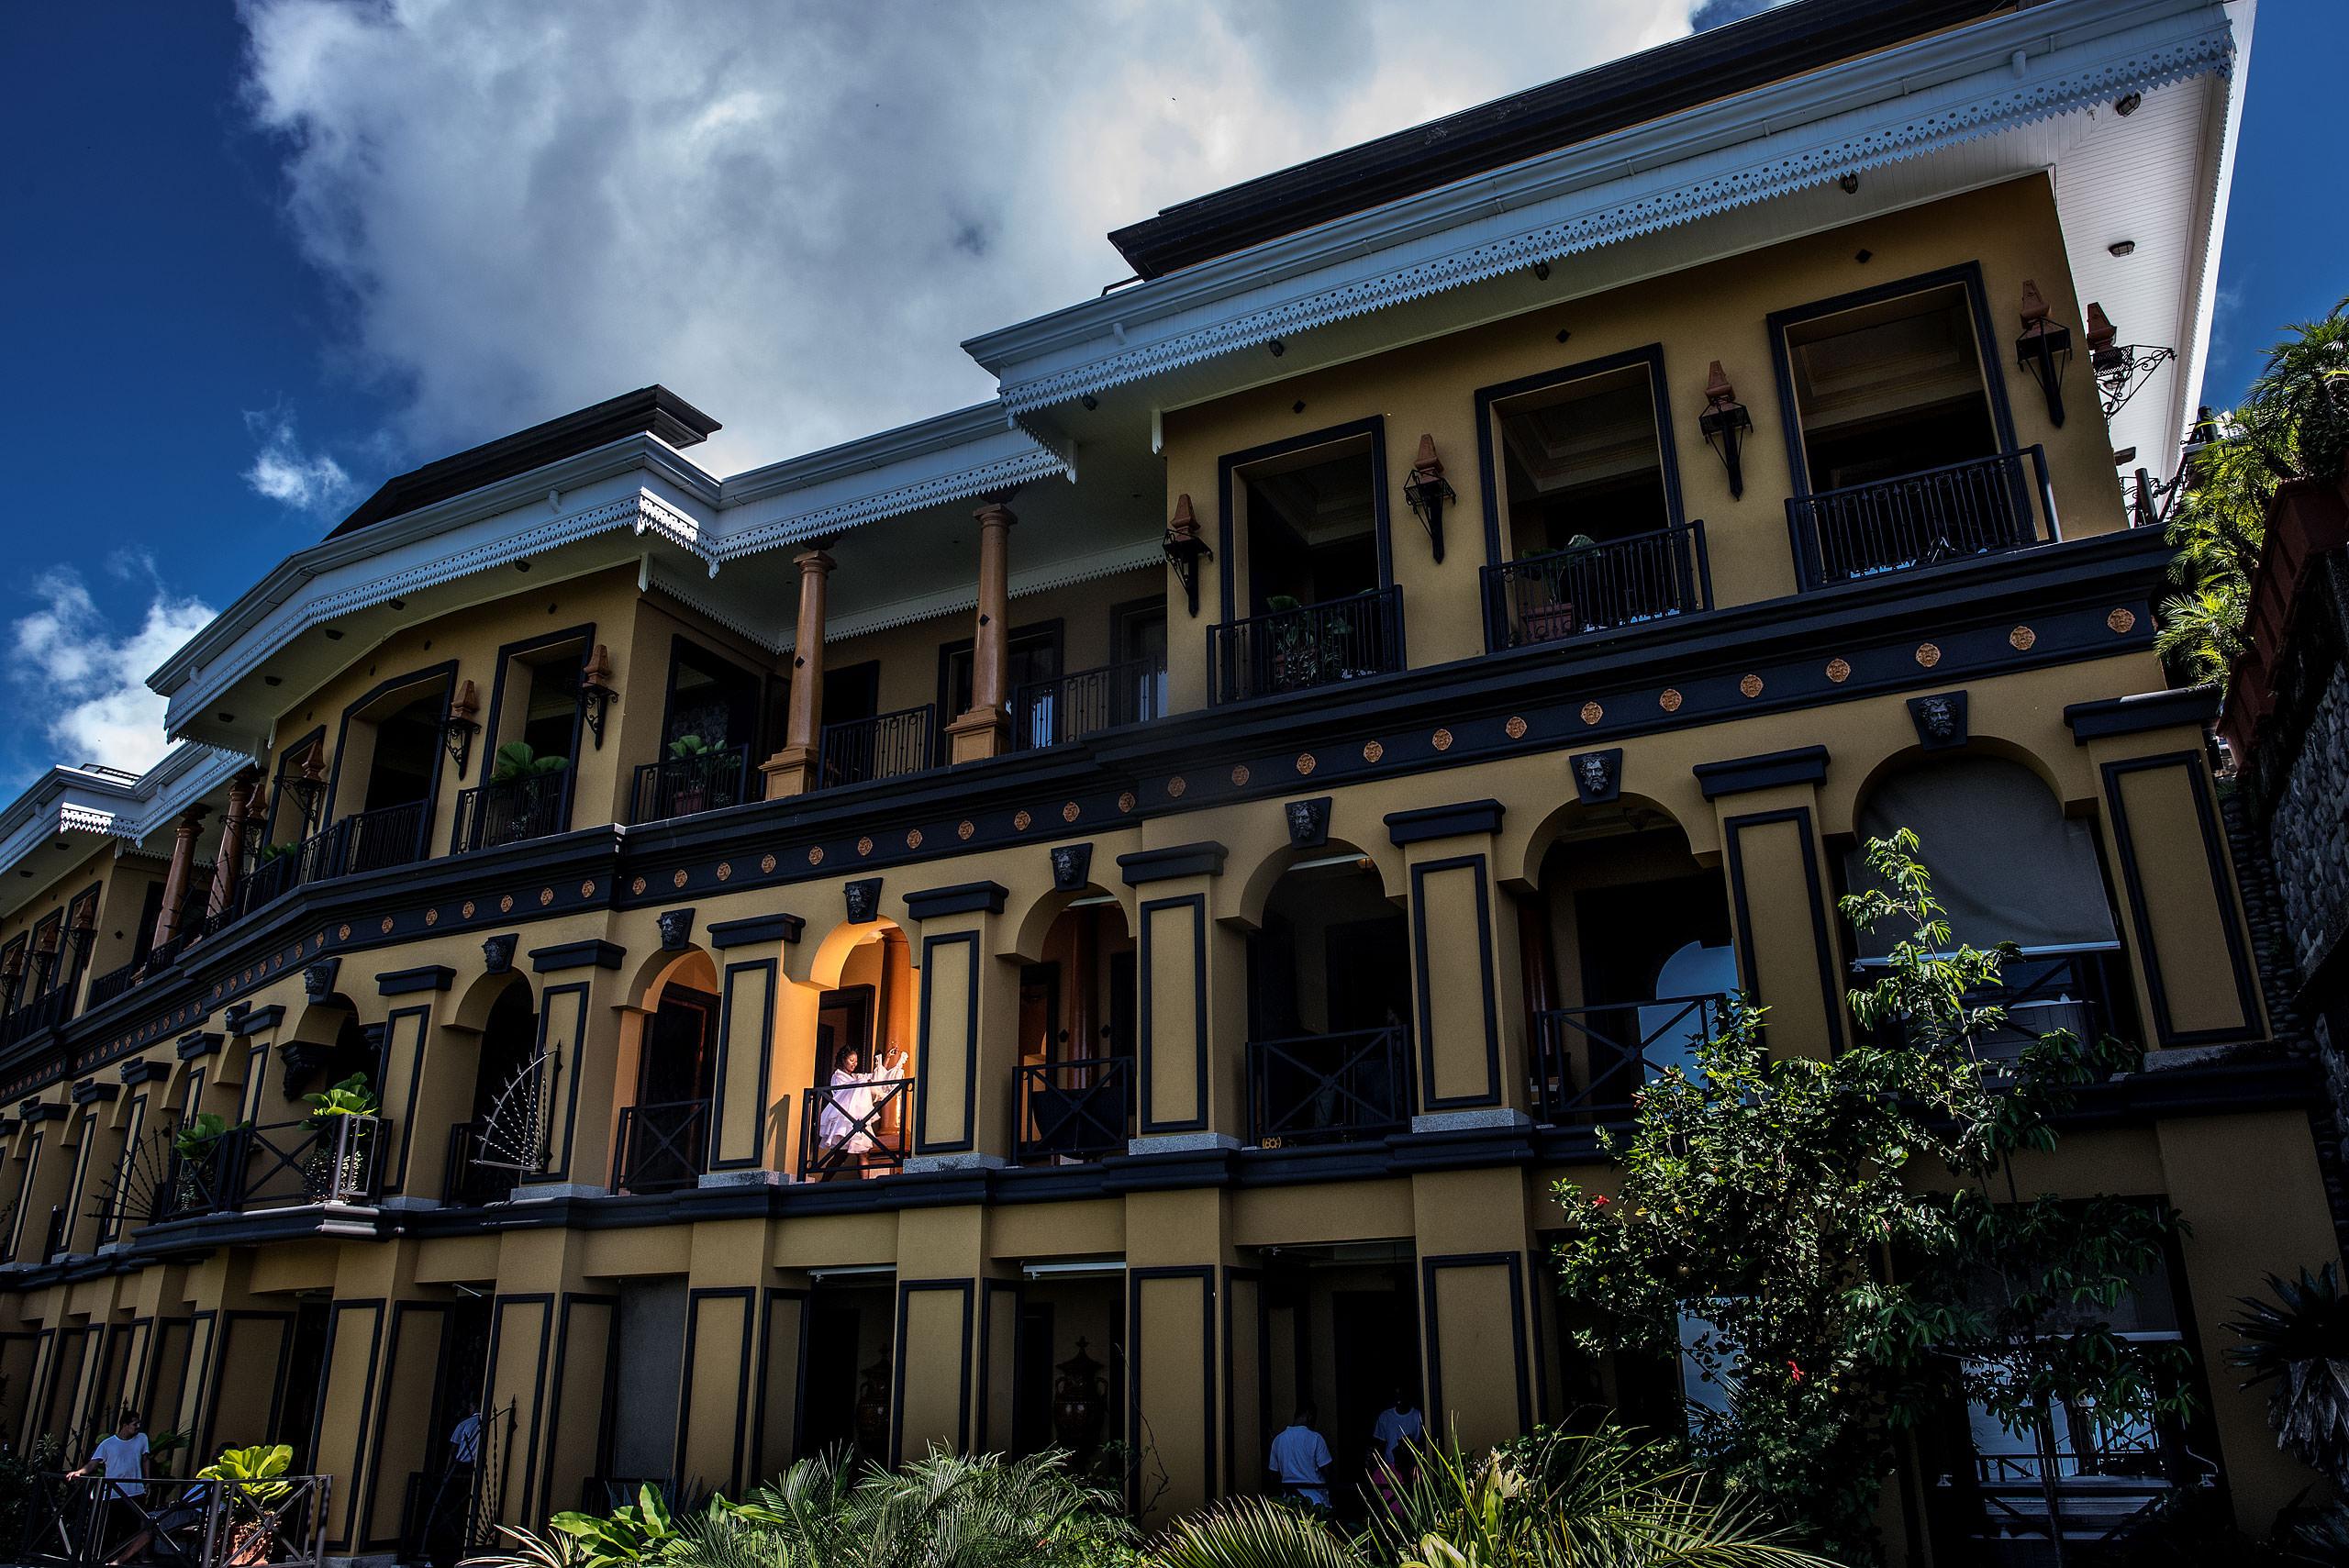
xmin=9 ymin=572 xmax=217 ymax=776
xmin=244 ymin=405 xmax=358 ymax=513
xmin=236 ymin=0 xmax=1693 ymax=475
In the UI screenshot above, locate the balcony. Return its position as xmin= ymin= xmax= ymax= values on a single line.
xmin=818 ymin=705 xmax=935 ymax=789
xmin=442 ymin=1119 xmax=521 ymax=1207
xmin=1017 ymin=1057 xmax=1133 ymax=1162
xmin=1210 ymin=586 xmax=1405 ymax=705
xmin=799 ymin=1077 xmax=911 ymax=1179
xmin=611 ymin=1099 xmax=707 ymax=1192
xmin=133 ymin=1114 xmax=389 ymax=1229
xmin=1531 ymin=995 xmax=1729 ymax=1125
xmin=1243 ymin=1026 xmax=1412 ymax=1147
xmin=1851 ymin=947 xmax=2135 ymax=1064
xmin=451 ymin=771 xmax=568 ymax=853
xmin=1483 ymin=522 xmax=1711 ymax=651
xmin=1786 ymin=446 xmax=2055 ymax=588
xmin=630 ymin=744 xmax=752 ymax=824
xmin=0 ymin=987 xmax=73 ymax=1050
xmin=1012 ymin=658 xmax=1168 ymax=749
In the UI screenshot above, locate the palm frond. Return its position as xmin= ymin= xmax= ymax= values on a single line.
xmin=1154 ymin=1496 xmax=1366 ymax=1568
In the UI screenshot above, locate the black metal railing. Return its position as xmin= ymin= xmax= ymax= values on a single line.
xmin=1531 ymin=995 xmax=1729 ymax=1125
xmin=1483 ymin=522 xmax=1711 ymax=651
xmin=630 ymin=745 xmax=752 ymax=824
xmin=1244 ymin=1027 xmax=1412 ymax=1147
xmin=799 ymin=1078 xmax=912 ymax=1179
xmin=1786 ymin=446 xmax=2055 ymax=588
xmin=1012 ymin=658 xmax=1169 ymax=749
xmin=451 ymin=770 xmax=569 ymax=852
xmin=1851 ymin=947 xmax=2134 ymax=1062
xmin=1018 ymin=1058 xmax=1132 ymax=1162
xmin=19 ymin=1473 xmax=331 ymax=1568
xmin=612 ymin=1100 xmax=708 ymax=1192
xmin=1211 ymin=586 xmax=1405 ymax=705
xmin=818 ymin=706 xmax=935 ymax=789
xmin=340 ymin=799 xmax=431 ymax=873
xmin=84 ymin=962 xmax=137 ymax=1009
xmin=441 ymin=1119 xmax=520 ymax=1207
xmin=0 ymin=986 xmax=73 ymax=1049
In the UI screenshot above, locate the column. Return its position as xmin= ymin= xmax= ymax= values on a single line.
xmin=1412 ymin=1168 xmax=1542 ymax=1452
xmin=1694 ymin=748 xmax=1846 ymax=1059
xmin=150 ymin=807 xmax=208 ymax=951
xmin=900 ymin=882 xmax=1020 ymax=1170
xmin=1124 ymin=1186 xmax=1234 ymax=1525
xmin=1384 ymin=802 xmax=1530 ymax=1129
xmin=203 ymin=769 xmax=261 ymax=920
xmin=676 ymin=1218 xmax=771 ymax=1493
xmin=944 ymin=500 xmax=1016 ymax=764
xmin=1115 ymin=842 xmax=1243 ymax=1150
xmin=760 ymin=547 xmax=836 ymax=800
xmin=891 ymin=1206 xmax=1011 ymax=1465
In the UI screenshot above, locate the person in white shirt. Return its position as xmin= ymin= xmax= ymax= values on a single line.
xmin=1266 ymin=1404 xmax=1334 ymax=1507
xmin=1372 ymin=1390 xmax=1425 ymax=1468
xmin=71 ymin=1412 xmax=151 ymax=1564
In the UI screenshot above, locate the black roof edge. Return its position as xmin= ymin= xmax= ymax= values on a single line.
xmin=1107 ymin=0 xmax=2008 ymax=281
xmin=326 ymin=384 xmax=722 ymax=540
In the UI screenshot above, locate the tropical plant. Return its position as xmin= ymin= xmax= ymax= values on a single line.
xmin=1158 ymin=1427 xmax=1823 ymax=1568
xmin=199 ymin=1441 xmax=294 ymax=1508
xmin=548 ymin=1483 xmax=682 ymax=1568
xmin=667 ymin=734 xmax=717 ymax=759
xmin=0 ymin=1435 xmax=63 ymax=1554
xmin=2158 ymin=296 xmax=2349 ymax=690
xmin=491 ymin=741 xmax=570 ymax=782
xmin=304 ymin=1072 xmax=380 ymax=1128
xmin=173 ymin=1112 xmax=232 ymax=1161
xmin=255 ymin=841 xmax=299 ymax=863
xmin=2225 ymin=1263 xmax=2349 ymax=1486
xmin=1551 ymin=832 xmax=2188 ymax=1560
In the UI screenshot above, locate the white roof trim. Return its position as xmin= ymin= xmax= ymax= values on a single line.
xmin=0 ymin=745 xmax=248 ymax=915
xmin=970 ymin=0 xmax=2234 ymax=414
xmin=708 ymin=431 xmax=1067 ymax=565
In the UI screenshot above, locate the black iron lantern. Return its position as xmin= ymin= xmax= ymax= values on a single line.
xmin=1162 ymin=493 xmax=1213 ymax=617
xmin=1400 ymin=434 xmax=1456 ymax=562
xmin=577 ymin=644 xmax=618 ymax=749
xmin=441 ymin=678 xmax=482 ymax=776
xmin=2014 ymin=280 xmax=2073 ymax=428
xmin=1698 ymin=361 xmax=1754 ymax=499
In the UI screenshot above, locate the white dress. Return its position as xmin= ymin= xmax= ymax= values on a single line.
xmin=818 ymin=1053 xmax=902 ymax=1149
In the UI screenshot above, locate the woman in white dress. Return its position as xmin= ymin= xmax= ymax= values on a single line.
xmin=818 ymin=1043 xmax=907 ymax=1160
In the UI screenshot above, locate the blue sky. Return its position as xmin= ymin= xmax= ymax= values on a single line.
xmin=0 ymin=1 xmax=2334 ymax=789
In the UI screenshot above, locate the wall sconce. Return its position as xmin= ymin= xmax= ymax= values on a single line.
xmin=67 ymin=902 xmax=96 ymax=971
xmin=1 ymin=942 xmax=23 ymax=1013
xmin=578 ymin=645 xmax=619 ymax=749
xmin=285 ymin=741 xmax=328 ymax=838
xmin=1698 ymin=361 xmax=1754 ymax=498
xmin=2083 ymin=301 xmax=2176 ymax=419
xmin=1162 ymin=494 xmax=1213 ymax=617
xmin=441 ymin=678 xmax=481 ymax=776
xmin=2014 ymin=280 xmax=2073 ymax=428
xmin=1400 ymin=435 xmax=1457 ymax=562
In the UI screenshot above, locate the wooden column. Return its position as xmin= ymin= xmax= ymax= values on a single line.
xmin=761 ymin=547 xmax=836 ymax=799
xmin=150 ymin=807 xmax=207 ymax=951
xmin=204 ymin=769 xmax=261 ymax=920
xmin=945 ymin=501 xmax=1017 ymax=763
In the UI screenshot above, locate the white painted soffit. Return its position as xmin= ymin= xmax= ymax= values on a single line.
xmin=968 ymin=0 xmax=2235 ymax=414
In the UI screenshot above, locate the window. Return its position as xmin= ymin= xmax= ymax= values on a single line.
xmin=940 ymin=621 xmax=1062 ymax=722
xmin=1493 ymin=361 xmax=1673 ymax=559
xmin=359 ymin=691 xmax=443 ymax=813
xmin=1783 ymin=282 xmax=2000 ymax=492
xmin=822 ymin=661 xmax=881 ymax=728
xmin=661 ymin=638 xmax=761 ymax=754
xmin=504 ymin=642 xmax=584 ymax=764
xmin=1241 ymin=439 xmax=1380 ymax=615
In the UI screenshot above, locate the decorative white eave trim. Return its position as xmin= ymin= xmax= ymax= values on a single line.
xmin=969 ymin=0 xmax=2234 ymax=414
xmin=0 ymin=745 xmax=249 ymax=906
xmin=707 ymin=416 xmax=1068 ymax=564
xmin=799 ymin=537 xmax=1164 ymax=644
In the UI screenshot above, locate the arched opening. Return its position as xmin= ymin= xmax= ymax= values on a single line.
xmin=1526 ymin=797 xmax=1731 ymax=1129
xmin=448 ymin=978 xmax=537 ymax=1205
xmin=1842 ymin=754 xmax=2134 ymax=1054
xmin=801 ymin=922 xmax=915 ymax=1181
xmin=615 ymin=951 xmax=719 ymax=1193
xmin=1017 ymin=888 xmax=1138 ymax=1165
xmin=1243 ymin=846 xmax=1411 ymax=1146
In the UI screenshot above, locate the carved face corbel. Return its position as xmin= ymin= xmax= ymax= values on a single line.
xmin=1569 ymin=750 xmax=1623 ymax=806
xmin=1050 ymin=844 xmax=1094 ymax=894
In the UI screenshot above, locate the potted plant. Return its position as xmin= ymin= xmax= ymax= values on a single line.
xmin=302 ymin=1073 xmax=380 ymax=1201
xmin=665 ymin=734 xmax=715 ymax=815
xmin=489 ymin=741 xmax=568 ymax=783
xmin=486 ymin=742 xmax=568 ymax=840
xmin=171 ymin=1113 xmax=239 ymax=1215
xmin=1263 ymin=595 xmax=1322 ymax=690
xmin=196 ymin=1442 xmax=294 ymax=1566
xmin=1521 ymin=536 xmax=1596 ymax=643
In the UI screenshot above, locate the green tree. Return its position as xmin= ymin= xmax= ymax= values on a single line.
xmin=2158 ymin=296 xmax=2349 ymax=689
xmin=1550 ymin=832 xmax=2190 ymax=1562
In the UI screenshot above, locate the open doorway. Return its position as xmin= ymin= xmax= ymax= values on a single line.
xmin=803 ymin=926 xmax=914 ymax=1180
xmin=1255 ymin=1243 xmax=1419 ymax=1511
xmin=1018 ymin=895 xmax=1138 ymax=1164
xmin=799 ymin=1277 xmax=895 ymax=1466
xmin=617 ymin=960 xmax=718 ymax=1193
xmin=1246 ymin=851 xmax=1411 ymax=1146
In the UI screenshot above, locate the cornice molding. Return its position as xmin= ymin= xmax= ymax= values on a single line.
xmin=972 ymin=0 xmax=2233 ymax=414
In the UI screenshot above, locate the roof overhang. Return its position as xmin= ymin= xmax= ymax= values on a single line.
xmin=966 ymin=0 xmax=2238 ymax=431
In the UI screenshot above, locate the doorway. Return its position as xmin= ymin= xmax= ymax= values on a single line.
xmin=799 ymin=1282 xmax=894 ymax=1466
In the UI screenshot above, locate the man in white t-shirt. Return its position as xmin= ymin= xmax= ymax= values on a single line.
xmin=1372 ymin=1390 xmax=1424 ymax=1468
xmin=1266 ymin=1404 xmax=1334 ymax=1507
xmin=71 ymin=1412 xmax=151 ymax=1564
